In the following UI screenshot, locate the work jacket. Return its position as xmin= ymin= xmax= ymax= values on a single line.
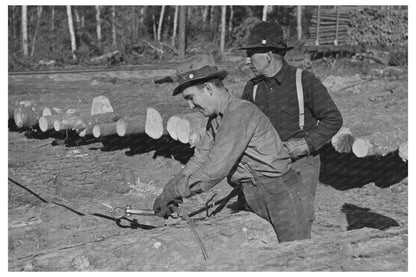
xmin=242 ymin=60 xmax=343 ymax=152
xmin=181 ymin=92 xmax=291 ymax=195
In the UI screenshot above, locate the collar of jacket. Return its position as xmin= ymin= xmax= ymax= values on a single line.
xmin=217 ymin=89 xmax=233 ymax=116
xmin=271 ymin=59 xmax=290 ymax=85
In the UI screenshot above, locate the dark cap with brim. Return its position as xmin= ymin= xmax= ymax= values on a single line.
xmin=239 ymin=21 xmax=293 ymax=51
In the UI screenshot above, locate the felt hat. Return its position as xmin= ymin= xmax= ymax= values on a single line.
xmin=172 ymin=54 xmax=227 ymax=96
xmin=239 ymin=21 xmax=293 ymax=51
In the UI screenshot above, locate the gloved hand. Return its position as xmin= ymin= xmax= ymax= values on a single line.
xmin=283 ymin=138 xmax=310 ymax=160
xmin=152 ymin=173 xmax=190 ymax=218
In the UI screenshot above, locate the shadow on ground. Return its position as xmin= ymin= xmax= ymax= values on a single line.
xmin=341 ymin=203 xmax=400 ymax=230
xmin=319 ymin=143 xmax=408 ymax=190
xmin=99 ymin=133 xmax=194 ymax=164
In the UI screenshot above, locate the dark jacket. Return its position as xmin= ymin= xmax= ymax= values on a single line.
xmin=242 ymin=60 xmax=343 ymax=152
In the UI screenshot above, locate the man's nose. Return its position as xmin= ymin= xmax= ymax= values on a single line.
xmin=188 ymin=100 xmax=195 ymax=109
xmin=245 ymin=57 xmax=251 ymax=65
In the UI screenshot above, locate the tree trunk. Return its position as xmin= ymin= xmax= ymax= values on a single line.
xmin=152 ymin=13 xmax=157 ymax=41
xmin=131 ymin=6 xmax=136 ymax=41
xmin=30 ymin=6 xmax=43 ymax=57
xmin=81 ymin=9 xmax=85 ymax=28
xmin=74 ymin=8 xmax=81 ymax=30
xmin=172 ymin=6 xmax=179 ymax=47
xmin=21 ymin=5 xmax=28 ymax=57
xmin=157 ymin=6 xmax=165 ymax=42
xmin=220 ymin=6 xmax=226 ymax=61
xmin=51 ymin=6 xmax=55 ymax=30
xmin=95 ymin=6 xmax=102 ymax=50
xmin=202 ymin=6 xmax=208 ymax=27
xmin=112 ymin=6 xmax=117 ymax=47
xmin=210 ymin=6 xmax=214 ymax=28
xmin=228 ymin=6 xmax=234 ymax=38
xmin=262 ymin=5 xmax=268 ymax=21
xmin=178 ymin=6 xmax=186 ymax=58
xmin=66 ymin=6 xmax=77 ymax=61
xmin=297 ymin=6 xmax=302 ymax=40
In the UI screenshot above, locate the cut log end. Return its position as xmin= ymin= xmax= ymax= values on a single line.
xmin=398 ymin=141 xmax=408 ymax=162
xmin=116 ymin=119 xmax=127 ymax=137
xmin=92 ymin=125 xmax=101 ymax=138
xmin=167 ymin=116 xmax=181 ymax=140
xmin=352 ymin=138 xmax=373 ymax=158
xmin=145 ymin=107 xmax=163 ymax=139
xmin=14 ymin=109 xmax=24 ymax=128
xmin=42 ymin=107 xmax=52 ymax=116
xmin=53 ymin=121 xmax=61 ymax=131
xmin=176 ymin=119 xmax=191 ymax=144
xmin=38 ymin=116 xmax=49 ymax=132
xmin=331 ymin=127 xmax=355 ymax=153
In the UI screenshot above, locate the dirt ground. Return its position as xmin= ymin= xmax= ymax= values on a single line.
xmin=7 ymin=59 xmax=408 ymax=271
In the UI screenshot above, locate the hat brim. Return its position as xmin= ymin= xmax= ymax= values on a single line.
xmin=172 ymin=70 xmax=228 ymax=96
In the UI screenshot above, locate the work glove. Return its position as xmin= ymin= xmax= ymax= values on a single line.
xmin=283 ymin=138 xmax=310 ymax=161
xmin=152 ymin=173 xmax=190 ymax=218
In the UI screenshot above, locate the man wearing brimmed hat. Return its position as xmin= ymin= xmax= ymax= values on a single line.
xmin=240 ymin=21 xmax=343 ymax=234
xmin=152 ymin=54 xmax=312 ymax=242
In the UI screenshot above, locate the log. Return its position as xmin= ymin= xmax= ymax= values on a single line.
xmin=54 ymin=113 xmax=86 ymax=132
xmin=92 ymin=122 xmax=118 ymax=138
xmin=38 ymin=109 xmax=79 ymax=132
xmin=90 ymin=95 xmax=114 ymax=115
xmin=145 ymin=107 xmax=164 ymax=139
xmin=166 ymin=115 xmax=182 ymax=140
xmin=398 ymin=141 xmax=408 ymax=162
xmin=351 ymin=133 xmax=392 ymax=158
xmin=54 ymin=95 xmax=117 ymax=133
xmin=13 ymin=101 xmax=51 ymax=128
xmin=116 ymin=108 xmax=163 ymax=139
xmin=331 ymin=127 xmax=355 ymax=153
xmin=174 ymin=113 xmax=207 ymax=144
xmin=78 ymin=113 xmax=121 ymax=137
xmin=90 ymin=50 xmax=121 ymax=65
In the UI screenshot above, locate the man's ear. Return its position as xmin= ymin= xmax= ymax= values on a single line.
xmin=267 ymin=51 xmax=273 ymax=63
xmin=203 ymin=82 xmax=214 ymax=96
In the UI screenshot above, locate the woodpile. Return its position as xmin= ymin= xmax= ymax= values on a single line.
xmin=306 ymin=6 xmax=407 ymax=47
xmin=11 ymin=93 xmax=406 ymax=159
xmin=349 ymin=8 xmax=407 ymax=47
xmin=307 ymin=6 xmax=352 ymax=46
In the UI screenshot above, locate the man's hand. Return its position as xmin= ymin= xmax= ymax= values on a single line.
xmin=283 ymin=138 xmax=310 ymax=160
xmin=152 ymin=173 xmax=190 ymax=218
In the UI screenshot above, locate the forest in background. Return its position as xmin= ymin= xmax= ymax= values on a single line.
xmin=8 ymin=5 xmax=408 ymax=71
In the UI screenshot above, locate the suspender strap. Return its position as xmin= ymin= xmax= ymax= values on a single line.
xmin=252 ymin=84 xmax=258 ymax=102
xmin=296 ymin=68 xmax=305 ymax=131
xmin=251 ymin=69 xmax=304 ymax=131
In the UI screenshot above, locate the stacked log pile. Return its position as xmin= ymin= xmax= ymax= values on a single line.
xmin=306 ymin=6 xmax=408 ymax=47
xmin=308 ymin=6 xmax=352 ymax=46
xmin=349 ymin=7 xmax=408 ymax=47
